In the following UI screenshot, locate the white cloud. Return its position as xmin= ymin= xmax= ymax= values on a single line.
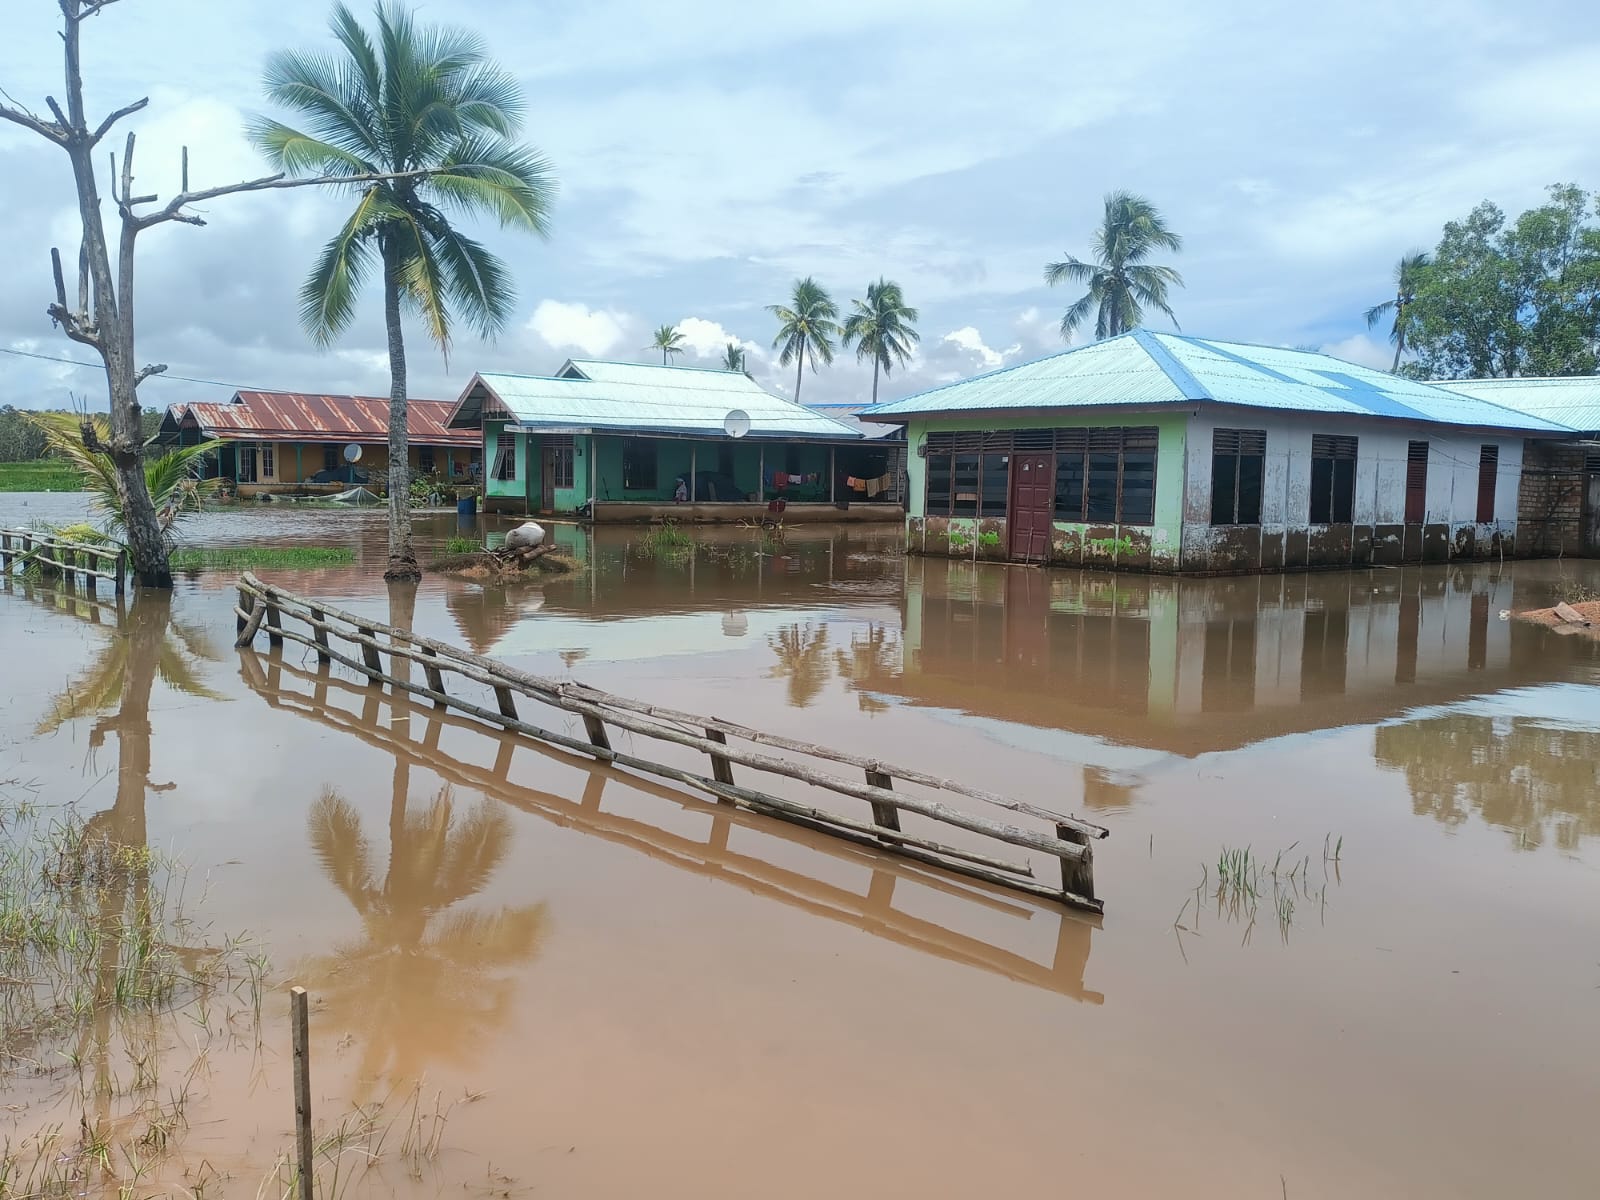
xmin=525 ymin=301 xmax=630 ymax=357
xmin=941 ymin=326 xmax=1011 ymax=369
xmin=673 ymin=316 xmax=760 ymax=360
xmin=1318 ymin=332 xmax=1397 ymax=371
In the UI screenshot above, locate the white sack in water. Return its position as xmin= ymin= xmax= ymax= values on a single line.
xmin=504 ymin=521 xmax=546 ymax=550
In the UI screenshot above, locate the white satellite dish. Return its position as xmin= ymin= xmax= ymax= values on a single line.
xmin=343 ymin=443 xmax=363 ymax=463
xmin=723 ymin=409 xmax=750 ymax=439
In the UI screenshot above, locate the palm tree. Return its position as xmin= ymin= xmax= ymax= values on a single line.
xmin=1045 ymin=191 xmax=1184 ymax=340
xmin=721 ymin=342 xmax=747 ymax=373
xmin=651 ymin=324 xmax=686 ymax=364
xmin=1365 ymin=251 xmax=1432 ymax=372
xmin=841 ymin=279 xmax=920 ymax=404
xmin=250 ymin=3 xmax=555 ymax=581
xmin=27 ymin=412 xmax=219 ymax=545
xmin=767 ymin=277 xmax=840 ymax=401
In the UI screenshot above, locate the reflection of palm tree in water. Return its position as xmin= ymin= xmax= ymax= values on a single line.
xmin=305 ymin=787 xmax=546 ymax=1089
xmin=310 ymin=576 xmax=545 ymax=1089
xmin=833 ymin=623 xmax=899 ymax=713
xmin=768 ymin=623 xmax=831 ymax=708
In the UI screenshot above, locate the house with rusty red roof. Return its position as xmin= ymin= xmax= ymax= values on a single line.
xmin=155 ymin=390 xmax=480 ymax=494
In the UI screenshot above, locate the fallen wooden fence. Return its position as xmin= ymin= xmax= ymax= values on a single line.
xmin=233 ymin=572 xmax=1110 ymax=912
xmin=0 ymin=527 xmax=125 ymax=595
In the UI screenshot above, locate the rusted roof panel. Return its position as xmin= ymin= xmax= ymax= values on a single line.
xmin=176 ymin=391 xmax=477 ymax=445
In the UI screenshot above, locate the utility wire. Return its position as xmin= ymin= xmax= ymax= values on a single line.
xmin=0 ymin=344 xmax=255 ymax=391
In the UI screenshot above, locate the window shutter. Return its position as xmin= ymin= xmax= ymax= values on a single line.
xmin=1476 ymin=444 xmax=1499 ymax=523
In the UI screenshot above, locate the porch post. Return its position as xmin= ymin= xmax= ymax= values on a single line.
xmin=690 ymin=443 xmax=698 ymax=502
xmin=829 ymin=445 xmax=836 ymax=503
xmin=590 ymin=434 xmax=597 ymax=504
xmin=758 ymin=444 xmax=765 ymax=502
xmin=296 ymin=443 xmax=302 ymax=483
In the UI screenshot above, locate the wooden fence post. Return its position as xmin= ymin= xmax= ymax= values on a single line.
xmin=265 ymin=602 xmax=284 ymax=647
xmin=114 ymin=547 xmax=126 ymax=596
xmin=356 ymin=625 xmax=382 ymax=682
xmin=583 ymin=714 xmax=612 ymax=753
xmin=494 ymin=685 xmax=519 ymax=720
xmin=865 ymin=769 xmax=901 ymax=839
xmin=237 ymin=585 xmax=251 ymax=635
xmin=308 ymin=607 xmax=331 ymax=665
xmin=0 ymin=532 xmax=10 ymax=572
xmin=1056 ymin=823 xmax=1094 ymax=903
xmin=421 ymin=646 xmax=447 ymax=706
xmin=707 ymin=728 xmax=735 ymax=794
xmin=290 ymin=986 xmax=314 ymax=1200
xmin=235 ymin=597 xmax=268 ymax=647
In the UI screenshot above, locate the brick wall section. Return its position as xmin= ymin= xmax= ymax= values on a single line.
xmin=1517 ymin=440 xmax=1587 ymax=555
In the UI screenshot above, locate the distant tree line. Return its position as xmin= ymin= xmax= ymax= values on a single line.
xmin=0 ymin=406 xmax=164 ymax=463
xmin=1375 ymin=183 xmax=1600 ymax=378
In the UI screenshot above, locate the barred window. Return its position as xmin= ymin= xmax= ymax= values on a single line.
xmin=491 ymin=440 xmax=516 ymax=482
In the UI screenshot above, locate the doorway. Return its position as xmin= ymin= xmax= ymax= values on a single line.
xmin=1008 ymin=453 xmax=1054 ymax=561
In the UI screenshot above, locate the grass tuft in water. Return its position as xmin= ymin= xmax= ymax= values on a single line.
xmin=634 ymin=521 xmax=695 ymax=560
xmin=444 ymin=535 xmax=482 ymax=555
xmin=168 ymin=546 xmax=355 ymax=570
xmin=1186 ymin=834 xmax=1345 ymax=950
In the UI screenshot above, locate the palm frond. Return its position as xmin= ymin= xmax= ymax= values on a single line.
xmin=428 ymin=135 xmax=555 ymax=233
xmin=247 ymin=118 xmax=374 ymax=177
xmin=389 ymin=206 xmax=454 ymax=355
xmin=421 ymin=213 xmax=514 ymax=340
xmin=258 ymin=48 xmax=386 ymax=164
xmin=1365 ymin=298 xmax=1396 ymax=328
xmin=1044 ymin=256 xmax=1095 ymax=286
xmin=298 ymin=188 xmax=384 ymax=343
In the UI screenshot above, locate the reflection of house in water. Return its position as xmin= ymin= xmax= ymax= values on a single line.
xmin=885 ymin=558 xmax=1597 ymax=759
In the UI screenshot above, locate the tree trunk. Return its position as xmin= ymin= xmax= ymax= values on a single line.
xmin=1391 ymin=327 xmax=1404 ymax=373
xmin=794 ymin=351 xmax=804 ymax=401
xmin=58 ymin=6 xmax=170 ymax=588
xmin=871 ymin=356 xmax=880 ymax=404
xmin=381 ymin=241 xmax=420 ymax=581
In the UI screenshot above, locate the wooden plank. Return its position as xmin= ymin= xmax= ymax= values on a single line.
xmin=707 ymin=727 xmax=735 ymax=788
xmin=420 ymin=646 xmax=446 ymax=704
xmin=1057 ymin=822 xmax=1094 ymax=903
xmin=308 ymin=606 xmax=331 ymax=664
xmin=290 ymin=986 xmax=313 ymax=1200
xmin=495 ymin=685 xmax=519 ymax=719
xmin=866 ymin=768 xmax=901 ymax=834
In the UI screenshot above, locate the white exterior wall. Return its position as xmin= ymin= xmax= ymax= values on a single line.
xmin=1180 ymin=407 xmax=1528 ymax=570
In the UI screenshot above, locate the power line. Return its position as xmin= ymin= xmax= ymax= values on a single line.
xmin=0 ymin=344 xmax=253 ymax=391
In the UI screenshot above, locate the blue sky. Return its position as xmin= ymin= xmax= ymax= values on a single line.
xmin=3 ymin=0 xmax=1600 ymax=410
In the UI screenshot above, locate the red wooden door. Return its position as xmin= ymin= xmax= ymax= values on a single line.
xmin=1008 ymin=453 xmax=1054 ymax=561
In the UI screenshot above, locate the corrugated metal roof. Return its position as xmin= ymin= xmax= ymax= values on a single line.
xmin=807 ymin=402 xmax=905 ymax=441
xmin=452 ymin=360 xmax=862 ymax=440
xmin=1433 ymin=376 xmax=1600 ymax=433
xmin=864 ymin=331 xmax=1575 ymax=433
xmin=173 ymin=391 xmax=476 ymax=445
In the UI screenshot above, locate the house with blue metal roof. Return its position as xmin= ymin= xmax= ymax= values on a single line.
xmin=861 ymin=330 xmax=1581 ymax=573
xmin=447 ymin=359 xmax=905 ymax=521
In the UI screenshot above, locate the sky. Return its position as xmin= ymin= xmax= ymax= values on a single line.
xmin=3 ymin=0 xmax=1600 ymax=413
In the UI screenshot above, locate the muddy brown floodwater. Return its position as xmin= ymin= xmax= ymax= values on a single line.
xmin=1 ymin=494 xmax=1598 ymax=1198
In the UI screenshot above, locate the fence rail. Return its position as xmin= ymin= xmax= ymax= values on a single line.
xmin=0 ymin=527 xmax=126 ymax=595
xmin=233 ymin=572 xmax=1109 ymax=912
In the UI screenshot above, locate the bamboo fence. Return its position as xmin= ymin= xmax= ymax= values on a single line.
xmin=0 ymin=527 xmax=126 ymax=595
xmin=233 ymin=572 xmax=1109 ymax=912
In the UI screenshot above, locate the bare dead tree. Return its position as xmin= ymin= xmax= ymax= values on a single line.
xmin=0 ymin=0 xmax=438 ymax=587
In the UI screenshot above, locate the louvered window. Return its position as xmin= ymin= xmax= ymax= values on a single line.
xmin=1404 ymin=441 xmax=1429 ymax=524
xmin=1476 ymin=445 xmax=1499 ymax=523
xmin=1210 ymin=428 xmax=1265 ymax=525
xmin=491 ymin=439 xmax=516 ymax=482
xmin=922 ymin=426 xmax=1157 ymax=523
xmin=1309 ymin=434 xmax=1357 ymax=524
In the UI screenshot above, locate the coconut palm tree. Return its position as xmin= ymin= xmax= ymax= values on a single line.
xmin=1365 ymin=251 xmax=1432 ymax=372
xmin=721 ymin=342 xmax=747 ymax=373
xmin=651 ymin=324 xmax=687 ymax=364
xmin=250 ymin=3 xmax=555 ymax=581
xmin=841 ymin=279 xmax=920 ymax=404
xmin=767 ymin=277 xmax=840 ymax=401
xmin=27 ymin=412 xmax=219 ymax=546
xmin=1045 ymin=191 xmax=1184 ymax=340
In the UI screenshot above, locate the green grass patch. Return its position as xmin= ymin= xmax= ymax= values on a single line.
xmin=168 ymin=546 xmax=355 ymax=570
xmin=445 ymin=535 xmax=482 ymax=554
xmin=0 ymin=461 xmax=81 ymax=492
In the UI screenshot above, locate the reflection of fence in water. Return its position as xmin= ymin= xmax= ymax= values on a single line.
xmin=238 ymin=647 xmax=1101 ymax=1004
xmin=233 ymin=573 xmax=1108 ymax=912
xmin=0 ymin=527 xmax=126 ymax=595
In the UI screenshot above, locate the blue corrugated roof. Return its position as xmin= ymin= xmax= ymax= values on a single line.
xmin=863 ymin=331 xmax=1575 ymax=433
xmin=1434 ymin=376 xmax=1600 ymax=433
xmin=448 ymin=359 xmax=861 ymax=440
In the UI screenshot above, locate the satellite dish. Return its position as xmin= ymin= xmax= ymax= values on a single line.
xmin=723 ymin=409 xmax=750 ymax=439
xmin=343 ymin=443 xmax=363 ymax=463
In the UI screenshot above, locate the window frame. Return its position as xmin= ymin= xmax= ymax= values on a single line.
xmin=417 ymin=447 xmax=436 ymax=475
xmin=491 ymin=439 xmax=516 ymax=482
xmin=1475 ymin=444 xmax=1499 ymax=523
xmin=260 ymin=443 xmax=275 ymax=480
xmin=550 ymin=439 xmax=575 ymax=489
xmin=1209 ymin=428 xmax=1266 ymax=526
xmin=622 ymin=438 xmax=658 ymax=492
xmin=1308 ymin=434 xmax=1358 ymax=525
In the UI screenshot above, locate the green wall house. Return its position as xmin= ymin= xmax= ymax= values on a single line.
xmin=449 ymin=359 xmax=906 ymax=524
xmin=862 ymin=331 xmax=1578 ymax=574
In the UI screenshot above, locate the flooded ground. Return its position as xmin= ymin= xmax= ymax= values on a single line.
xmin=2 ymin=493 xmax=1598 ymax=1198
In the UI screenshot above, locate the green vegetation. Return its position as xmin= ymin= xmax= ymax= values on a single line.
xmin=1364 ymin=251 xmax=1432 ymax=372
xmin=445 ymin=535 xmax=483 ymax=555
xmin=651 ymin=323 xmax=687 ymax=364
xmin=252 ymin=1 xmax=555 ymax=578
xmin=1174 ymin=836 xmax=1345 ymax=950
xmin=168 ymin=546 xmax=355 ymax=570
xmin=28 ymin=411 xmax=218 ymax=544
xmin=635 ymin=521 xmax=695 ymax=560
xmin=768 ymin=277 xmax=841 ymax=401
xmin=1398 ymin=183 xmax=1600 ymax=378
xmin=1047 ymin=191 xmax=1184 ymax=340
xmin=0 ymin=460 xmax=80 ymax=492
xmin=977 ymin=529 xmax=1001 ymax=548
xmin=721 ymin=342 xmax=748 ymax=373
xmin=841 ymin=278 xmax=921 ymax=404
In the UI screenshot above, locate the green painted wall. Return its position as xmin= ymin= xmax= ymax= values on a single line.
xmin=903 ymin=411 xmax=1190 ymax=550
xmin=484 ymin=421 xmax=532 ymax=500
